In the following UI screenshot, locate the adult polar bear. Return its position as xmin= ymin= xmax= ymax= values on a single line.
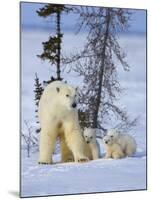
xmin=38 ymin=81 xmax=88 ymax=164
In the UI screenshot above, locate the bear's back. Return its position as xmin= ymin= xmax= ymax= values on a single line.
xmin=117 ymin=133 xmax=136 ymax=151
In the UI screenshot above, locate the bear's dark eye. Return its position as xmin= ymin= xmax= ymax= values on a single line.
xmin=66 ymin=94 xmax=69 ymax=97
xmin=111 ymin=135 xmax=113 ymax=138
xmin=90 ymin=136 xmax=93 ymax=139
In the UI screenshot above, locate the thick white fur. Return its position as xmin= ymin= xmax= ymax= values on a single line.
xmin=103 ymin=135 xmax=125 ymax=159
xmin=38 ymin=81 xmax=88 ymax=164
xmin=107 ymin=129 xmax=137 ymax=156
xmin=83 ymin=128 xmax=100 ymax=160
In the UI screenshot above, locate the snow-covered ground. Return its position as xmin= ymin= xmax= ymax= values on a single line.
xmin=21 ymin=138 xmax=146 ymax=197
xmin=21 ymin=30 xmax=146 ymax=197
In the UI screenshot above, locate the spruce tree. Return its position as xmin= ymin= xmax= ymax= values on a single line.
xmin=37 ymin=4 xmax=72 ymax=82
xmin=34 ymin=73 xmax=43 ymax=133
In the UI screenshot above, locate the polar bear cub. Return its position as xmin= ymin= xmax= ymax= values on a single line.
xmin=107 ymin=129 xmax=137 ymax=156
xmin=103 ymin=135 xmax=125 ymax=159
xmin=83 ymin=128 xmax=100 ymax=160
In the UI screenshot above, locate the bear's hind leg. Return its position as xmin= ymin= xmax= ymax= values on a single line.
xmin=60 ymin=135 xmax=74 ymax=163
xmin=64 ymin=130 xmax=89 ymax=163
xmin=125 ymin=145 xmax=136 ymax=156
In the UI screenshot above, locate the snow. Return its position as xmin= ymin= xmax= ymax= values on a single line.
xmin=21 ymin=146 xmax=146 ymax=197
xmin=21 ymin=30 xmax=146 ymax=197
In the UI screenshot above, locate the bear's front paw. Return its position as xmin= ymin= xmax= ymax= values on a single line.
xmin=103 ymin=155 xmax=111 ymax=159
xmin=61 ymin=157 xmax=74 ymax=163
xmin=38 ymin=158 xmax=52 ymax=165
xmin=66 ymin=158 xmax=74 ymax=162
xmin=112 ymin=155 xmax=124 ymax=159
xmin=38 ymin=162 xmax=51 ymax=165
xmin=77 ymin=157 xmax=89 ymax=163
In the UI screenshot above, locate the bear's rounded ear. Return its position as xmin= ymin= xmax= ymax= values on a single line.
xmin=83 ymin=127 xmax=87 ymax=132
xmin=93 ymin=129 xmax=96 ymax=135
xmin=114 ymin=128 xmax=118 ymax=132
xmin=56 ymin=87 xmax=60 ymax=93
xmin=75 ymin=87 xmax=78 ymax=91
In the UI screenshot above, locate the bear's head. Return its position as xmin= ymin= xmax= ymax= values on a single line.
xmin=103 ymin=135 xmax=114 ymax=146
xmin=56 ymin=84 xmax=79 ymax=110
xmin=106 ymin=128 xmax=120 ymax=142
xmin=83 ymin=128 xmax=96 ymax=144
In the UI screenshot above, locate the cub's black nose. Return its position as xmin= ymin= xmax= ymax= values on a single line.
xmin=72 ymin=102 xmax=77 ymax=108
xmin=105 ymin=141 xmax=108 ymax=144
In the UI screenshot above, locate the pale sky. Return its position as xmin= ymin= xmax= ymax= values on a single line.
xmin=21 ymin=2 xmax=146 ymax=33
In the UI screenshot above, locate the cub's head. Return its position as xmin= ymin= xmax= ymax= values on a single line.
xmin=55 ymin=83 xmax=78 ymax=110
xmin=106 ymin=128 xmax=120 ymax=142
xmin=103 ymin=135 xmax=114 ymax=146
xmin=83 ymin=128 xmax=96 ymax=144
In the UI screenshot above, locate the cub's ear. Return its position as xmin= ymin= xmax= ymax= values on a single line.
xmin=83 ymin=127 xmax=87 ymax=133
xmin=75 ymin=87 xmax=78 ymax=91
xmin=114 ymin=128 xmax=119 ymax=133
xmin=117 ymin=129 xmax=121 ymax=134
xmin=56 ymin=87 xmax=60 ymax=93
xmin=93 ymin=129 xmax=96 ymax=135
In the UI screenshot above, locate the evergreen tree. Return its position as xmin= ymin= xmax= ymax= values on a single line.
xmin=37 ymin=4 xmax=72 ymax=82
xmin=34 ymin=73 xmax=43 ymax=133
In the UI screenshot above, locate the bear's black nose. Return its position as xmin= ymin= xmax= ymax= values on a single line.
xmin=105 ymin=141 xmax=108 ymax=144
xmin=72 ymin=102 xmax=77 ymax=108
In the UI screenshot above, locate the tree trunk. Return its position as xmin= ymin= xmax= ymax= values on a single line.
xmin=92 ymin=9 xmax=111 ymax=128
xmin=56 ymin=11 xmax=61 ymax=80
xmin=27 ymin=144 xmax=30 ymax=158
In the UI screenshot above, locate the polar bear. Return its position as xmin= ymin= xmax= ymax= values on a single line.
xmin=83 ymin=128 xmax=100 ymax=160
xmin=103 ymin=135 xmax=125 ymax=159
xmin=107 ymin=129 xmax=137 ymax=156
xmin=38 ymin=81 xmax=88 ymax=164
